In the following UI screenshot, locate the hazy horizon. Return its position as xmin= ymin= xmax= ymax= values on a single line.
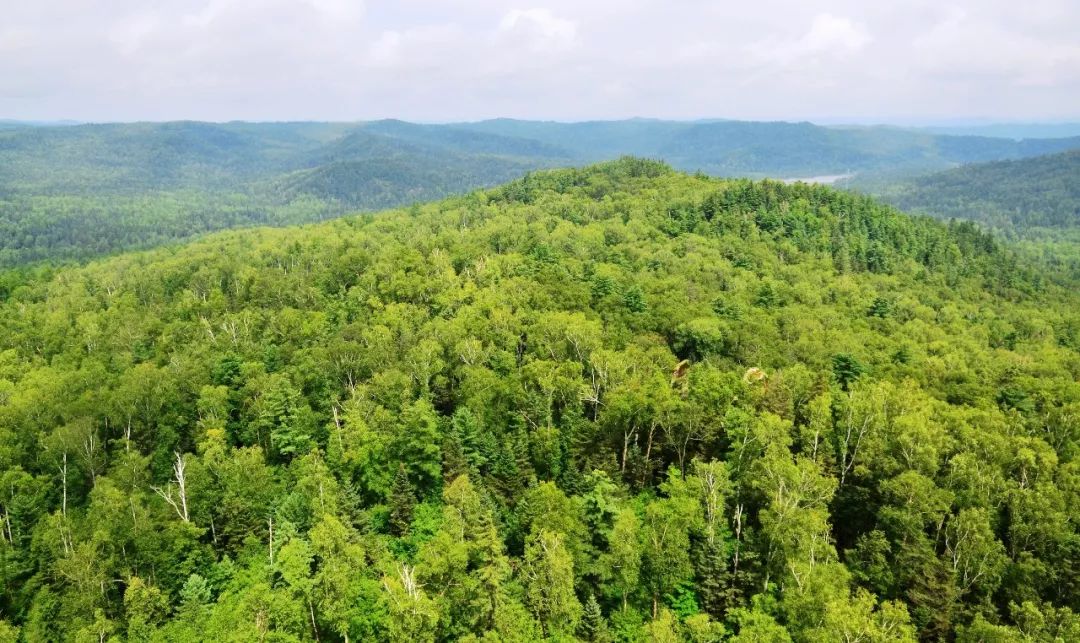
xmin=4 ymin=0 xmax=1080 ymax=123
xmin=5 ymin=117 xmax=1080 ymax=130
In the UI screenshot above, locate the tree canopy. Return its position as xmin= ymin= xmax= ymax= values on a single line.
xmin=0 ymin=158 xmax=1079 ymax=640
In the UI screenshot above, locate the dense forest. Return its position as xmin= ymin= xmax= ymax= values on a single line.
xmin=0 ymin=121 xmax=565 ymax=267
xmin=1 ymin=159 xmax=1079 ymax=641
xmin=870 ymin=150 xmax=1080 ymax=231
xmin=3 ymin=120 xmax=1079 ymax=267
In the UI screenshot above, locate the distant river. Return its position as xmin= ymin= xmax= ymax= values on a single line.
xmin=778 ymin=174 xmax=854 ymax=185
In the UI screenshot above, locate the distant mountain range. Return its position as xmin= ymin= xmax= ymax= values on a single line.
xmin=1 ymin=118 xmax=1079 ymax=265
xmin=454 ymin=119 xmax=1080 ymax=176
xmin=914 ymin=122 xmax=1080 ymax=140
xmin=5 ymin=118 xmax=1080 ymax=192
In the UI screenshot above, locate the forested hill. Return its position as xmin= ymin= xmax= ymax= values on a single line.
xmin=4 ymin=119 xmax=1080 ymax=267
xmin=873 ymin=149 xmax=1080 ymax=231
xmin=2 ymin=159 xmax=1079 ymax=641
xmin=0 ymin=121 xmax=569 ymax=267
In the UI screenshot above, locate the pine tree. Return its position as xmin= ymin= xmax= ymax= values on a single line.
xmin=832 ymin=354 xmax=864 ymax=391
xmin=694 ymin=538 xmax=735 ymax=619
xmin=580 ymin=593 xmax=608 ymax=641
xmin=899 ymin=544 xmax=958 ymax=641
xmin=867 ymin=296 xmax=891 ymax=318
xmin=443 ymin=408 xmax=488 ymax=483
xmin=389 ymin=464 xmax=415 ymax=536
xmin=623 ymin=286 xmax=647 ymax=313
xmin=395 ymin=399 xmax=443 ymax=495
xmin=442 ymin=429 xmax=472 ymax=484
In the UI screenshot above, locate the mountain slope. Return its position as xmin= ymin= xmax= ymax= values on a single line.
xmin=1 ymin=160 xmax=1078 ymax=641
xmin=274 ymin=154 xmax=548 ymax=210
xmin=359 ymin=119 xmax=574 ymax=159
xmin=0 ymin=122 xmax=562 ymax=266
xmin=3 ymin=118 xmax=1080 ymax=268
xmin=0 ymin=121 xmax=307 ymax=192
xmin=872 ymin=149 xmax=1080 ymax=230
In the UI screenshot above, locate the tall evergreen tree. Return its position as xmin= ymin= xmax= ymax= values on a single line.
xmin=389 ymin=464 xmax=416 ymax=537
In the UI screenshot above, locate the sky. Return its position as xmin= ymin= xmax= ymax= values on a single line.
xmin=2 ymin=0 xmax=1079 ymax=123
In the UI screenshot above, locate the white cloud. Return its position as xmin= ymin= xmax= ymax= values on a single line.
xmin=305 ymin=0 xmax=366 ymax=23
xmin=750 ymin=13 xmax=871 ymax=68
xmin=497 ymin=8 xmax=578 ymax=52
xmin=0 ymin=0 xmax=1077 ymax=122
xmin=802 ymin=13 xmax=871 ymax=53
xmin=109 ymin=14 xmax=160 ymax=56
xmin=366 ymin=24 xmax=466 ymax=69
xmin=369 ymin=30 xmax=403 ymax=65
xmin=912 ymin=7 xmax=1080 ymax=87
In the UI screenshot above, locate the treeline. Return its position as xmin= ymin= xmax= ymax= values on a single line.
xmin=0 ymin=160 xmax=1079 ymax=640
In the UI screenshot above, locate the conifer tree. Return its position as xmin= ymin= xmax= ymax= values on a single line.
xmin=389 ymin=464 xmax=415 ymax=536
xmin=580 ymin=593 xmax=608 ymax=641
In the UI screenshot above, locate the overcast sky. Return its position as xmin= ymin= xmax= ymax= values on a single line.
xmin=2 ymin=0 xmax=1078 ymax=123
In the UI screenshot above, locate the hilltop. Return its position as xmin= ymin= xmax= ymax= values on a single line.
xmin=3 ymin=119 xmax=1080 ymax=266
xmin=1 ymin=160 xmax=1078 ymax=640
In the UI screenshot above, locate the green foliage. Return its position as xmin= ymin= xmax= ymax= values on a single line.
xmin=867 ymin=296 xmax=892 ymax=318
xmin=388 ymin=464 xmax=416 ymax=537
xmin=0 ymin=159 xmax=1077 ymax=640
xmin=5 ymin=119 xmax=1077 ymax=268
xmin=832 ymin=354 xmax=865 ymax=391
xmin=0 ymin=121 xmax=564 ymax=267
xmin=523 ymin=529 xmax=582 ymax=637
xmin=874 ymin=149 xmax=1080 ymax=231
xmin=579 ymin=593 xmax=609 ymax=641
